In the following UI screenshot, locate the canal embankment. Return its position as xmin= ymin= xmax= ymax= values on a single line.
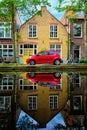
xmin=0 ymin=63 xmax=87 ymax=72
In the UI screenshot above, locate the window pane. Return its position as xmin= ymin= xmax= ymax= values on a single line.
xmin=50 ymin=25 xmax=57 ymax=38
xmin=5 ymin=28 xmax=10 ymax=37
xmin=0 ymin=22 xmax=11 ymax=38
xmin=29 ymin=24 xmax=37 ymax=38
xmin=0 ymin=28 xmax=4 ymax=37
xmin=74 ymin=24 xmax=82 ymax=37
xmin=3 ymin=45 xmax=7 ymax=48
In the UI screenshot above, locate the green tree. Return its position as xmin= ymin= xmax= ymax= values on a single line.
xmin=56 ymin=0 xmax=87 ymax=58
xmin=0 ymin=0 xmax=50 ymax=62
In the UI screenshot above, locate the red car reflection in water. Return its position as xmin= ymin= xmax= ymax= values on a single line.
xmin=26 ymin=72 xmax=61 ymax=88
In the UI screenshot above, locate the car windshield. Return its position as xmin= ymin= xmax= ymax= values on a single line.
xmin=38 ymin=81 xmax=55 ymax=87
xmin=47 ymin=82 xmax=54 ymax=87
xmin=38 ymin=81 xmax=47 ymax=87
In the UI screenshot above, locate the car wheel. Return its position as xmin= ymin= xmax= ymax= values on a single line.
xmin=54 ymin=59 xmax=60 ymax=65
xmin=30 ymin=60 xmax=35 ymax=65
xmin=29 ymin=73 xmax=35 ymax=78
xmin=54 ymin=72 xmax=61 ymax=78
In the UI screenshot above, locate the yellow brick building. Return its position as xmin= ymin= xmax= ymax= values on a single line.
xmin=18 ymin=6 xmax=68 ymax=63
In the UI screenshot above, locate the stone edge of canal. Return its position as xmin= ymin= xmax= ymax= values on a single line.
xmin=0 ymin=64 xmax=87 ymax=72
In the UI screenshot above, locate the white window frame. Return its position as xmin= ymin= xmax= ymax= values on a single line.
xmin=0 ymin=96 xmax=11 ymax=112
xmin=19 ymin=44 xmax=37 ymax=56
xmin=0 ymin=77 xmax=13 ymax=90
xmin=49 ymin=95 xmax=58 ymax=109
xmin=72 ymin=74 xmax=81 ymax=88
xmin=19 ymin=79 xmax=37 ymax=90
xmin=50 ymin=44 xmax=62 ymax=57
xmin=0 ymin=44 xmax=13 ymax=58
xmin=50 ymin=24 xmax=58 ymax=38
xmin=0 ymin=22 xmax=11 ymax=38
xmin=73 ymin=95 xmax=82 ymax=110
xmin=73 ymin=45 xmax=81 ymax=60
xmin=50 ymin=79 xmax=62 ymax=90
xmin=28 ymin=96 xmax=37 ymax=110
xmin=28 ymin=24 xmax=37 ymax=38
xmin=73 ymin=23 xmax=82 ymax=38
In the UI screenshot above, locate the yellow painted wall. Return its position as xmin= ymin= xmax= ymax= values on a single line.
xmin=18 ymin=6 xmax=68 ymax=63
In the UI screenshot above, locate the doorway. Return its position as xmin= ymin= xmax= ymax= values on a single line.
xmin=73 ymin=45 xmax=80 ymax=63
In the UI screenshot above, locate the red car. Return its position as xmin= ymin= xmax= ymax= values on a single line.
xmin=26 ymin=72 xmax=61 ymax=88
xmin=26 ymin=50 xmax=62 ymax=65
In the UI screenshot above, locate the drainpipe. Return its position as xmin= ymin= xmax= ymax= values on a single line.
xmin=84 ymin=0 xmax=87 ymax=58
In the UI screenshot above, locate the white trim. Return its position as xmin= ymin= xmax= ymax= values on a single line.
xmin=50 ymin=44 xmax=62 ymax=57
xmin=28 ymin=96 xmax=37 ymax=110
xmin=19 ymin=79 xmax=38 ymax=90
xmin=49 ymin=24 xmax=58 ymax=38
xmin=49 ymin=95 xmax=58 ymax=109
xmin=73 ymin=23 xmax=82 ymax=38
xmin=0 ymin=77 xmax=13 ymax=90
xmin=73 ymin=95 xmax=82 ymax=110
xmin=0 ymin=22 xmax=11 ymax=38
xmin=19 ymin=44 xmax=37 ymax=56
xmin=0 ymin=96 xmax=11 ymax=112
xmin=28 ymin=24 xmax=37 ymax=38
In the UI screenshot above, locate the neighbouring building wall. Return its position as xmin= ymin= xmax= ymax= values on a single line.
xmin=61 ymin=11 xmax=84 ymax=63
xmin=0 ymin=13 xmax=21 ymax=63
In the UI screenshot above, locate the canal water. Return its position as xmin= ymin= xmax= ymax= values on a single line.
xmin=0 ymin=71 xmax=87 ymax=130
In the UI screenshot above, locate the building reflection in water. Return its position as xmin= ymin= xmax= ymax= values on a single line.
xmin=0 ymin=72 xmax=87 ymax=130
xmin=0 ymin=73 xmax=16 ymax=130
xmin=18 ymin=72 xmax=68 ymax=128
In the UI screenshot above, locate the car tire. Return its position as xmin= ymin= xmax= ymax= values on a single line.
xmin=29 ymin=72 xmax=35 ymax=78
xmin=54 ymin=59 xmax=60 ymax=65
xmin=54 ymin=72 xmax=61 ymax=78
xmin=30 ymin=60 xmax=35 ymax=65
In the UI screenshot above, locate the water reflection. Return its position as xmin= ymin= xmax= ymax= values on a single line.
xmin=26 ymin=72 xmax=61 ymax=88
xmin=0 ymin=72 xmax=87 ymax=130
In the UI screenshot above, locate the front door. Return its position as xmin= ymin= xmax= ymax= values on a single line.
xmin=73 ymin=45 xmax=80 ymax=63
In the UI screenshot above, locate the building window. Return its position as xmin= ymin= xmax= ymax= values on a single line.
xmin=28 ymin=96 xmax=37 ymax=110
xmin=73 ymin=74 xmax=81 ymax=88
xmin=0 ymin=44 xmax=13 ymax=58
xmin=50 ymin=25 xmax=58 ymax=38
xmin=0 ymin=96 xmax=11 ymax=113
xmin=50 ymin=80 xmax=62 ymax=90
xmin=73 ymin=23 xmax=82 ymax=38
xmin=28 ymin=24 xmax=37 ymax=38
xmin=19 ymin=79 xmax=37 ymax=90
xmin=49 ymin=95 xmax=58 ymax=109
xmin=0 ymin=77 xmax=13 ymax=90
xmin=0 ymin=22 xmax=11 ymax=38
xmin=73 ymin=95 xmax=82 ymax=111
xmin=50 ymin=44 xmax=61 ymax=56
xmin=19 ymin=44 xmax=37 ymax=56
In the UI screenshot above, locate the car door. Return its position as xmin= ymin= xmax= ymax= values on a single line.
xmin=36 ymin=51 xmax=47 ymax=63
xmin=47 ymin=50 xmax=56 ymax=63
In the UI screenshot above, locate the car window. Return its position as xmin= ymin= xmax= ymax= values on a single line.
xmin=38 ymin=51 xmax=47 ymax=56
xmin=48 ymin=51 xmax=55 ymax=55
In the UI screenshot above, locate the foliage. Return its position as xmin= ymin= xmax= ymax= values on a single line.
xmin=56 ymin=0 xmax=87 ymax=13
xmin=0 ymin=0 xmax=51 ymax=62
xmin=0 ymin=0 xmax=51 ymax=22
xmin=79 ymin=58 xmax=87 ymax=63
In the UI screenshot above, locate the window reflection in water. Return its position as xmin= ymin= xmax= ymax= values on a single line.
xmin=0 ymin=72 xmax=86 ymax=130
